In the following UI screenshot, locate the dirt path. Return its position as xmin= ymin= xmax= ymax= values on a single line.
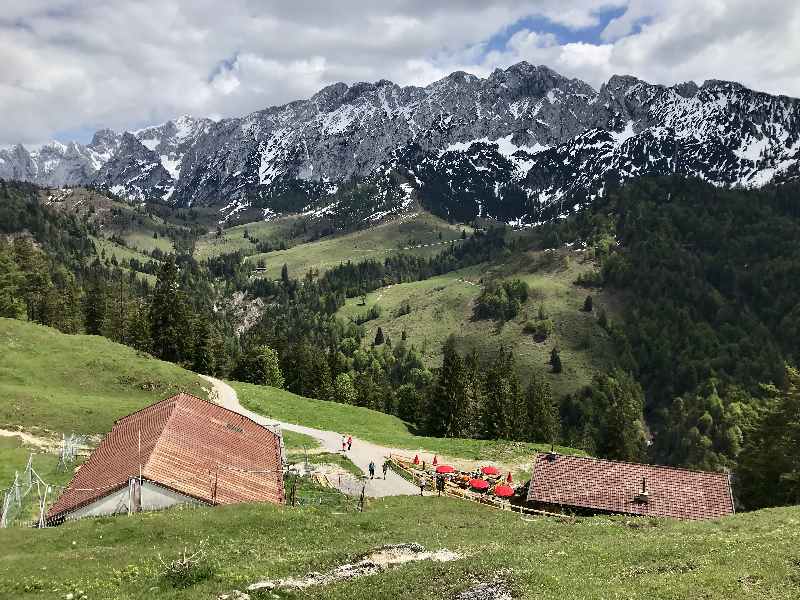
xmin=199 ymin=376 xmax=419 ymax=498
xmin=0 ymin=428 xmax=59 ymax=451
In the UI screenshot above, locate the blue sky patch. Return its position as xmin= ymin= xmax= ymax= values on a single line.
xmin=484 ymin=6 xmax=628 ymax=54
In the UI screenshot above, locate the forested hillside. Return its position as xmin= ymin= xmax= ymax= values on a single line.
xmin=559 ymin=177 xmax=800 ymax=507
xmin=2 ymin=176 xmax=799 ymax=509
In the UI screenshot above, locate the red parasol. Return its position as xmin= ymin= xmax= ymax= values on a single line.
xmin=433 ymin=455 xmax=438 ymax=466
xmin=469 ymin=478 xmax=490 ymax=491
xmin=481 ymin=466 xmax=500 ymax=476
xmin=506 ymin=472 xmax=513 ymax=483
xmin=435 ymin=465 xmax=455 ymax=474
xmin=494 ymin=484 xmax=514 ymax=498
xmin=413 ymin=454 xmax=420 ymax=465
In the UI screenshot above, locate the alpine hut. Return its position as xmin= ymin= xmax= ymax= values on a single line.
xmin=47 ymin=393 xmax=284 ymax=524
xmin=526 ymin=452 xmax=734 ymax=520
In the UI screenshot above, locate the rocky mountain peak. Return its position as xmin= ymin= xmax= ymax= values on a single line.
xmin=1 ymin=63 xmax=798 ymax=225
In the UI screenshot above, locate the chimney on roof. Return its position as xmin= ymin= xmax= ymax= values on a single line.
xmin=634 ymin=477 xmax=649 ymax=504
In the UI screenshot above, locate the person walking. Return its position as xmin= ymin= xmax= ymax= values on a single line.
xmin=341 ymin=435 xmax=347 ymax=452
xmin=368 ymin=461 xmax=376 ymax=479
xmin=347 ymin=435 xmax=353 ymax=451
xmin=436 ymin=474 xmax=445 ymax=496
xmin=418 ymin=474 xmax=426 ymax=496
xmin=382 ymin=460 xmax=389 ymax=479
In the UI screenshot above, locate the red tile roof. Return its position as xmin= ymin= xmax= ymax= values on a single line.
xmin=527 ymin=453 xmax=734 ymax=520
xmin=48 ymin=393 xmax=284 ymax=520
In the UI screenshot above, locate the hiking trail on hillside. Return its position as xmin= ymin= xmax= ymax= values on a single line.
xmin=199 ymin=375 xmax=419 ymax=497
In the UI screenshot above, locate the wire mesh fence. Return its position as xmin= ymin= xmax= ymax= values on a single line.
xmin=1 ymin=433 xmax=87 ymax=528
xmin=57 ymin=433 xmax=86 ymax=472
xmin=1 ymin=433 xmax=364 ymax=528
xmin=0 ymin=454 xmax=55 ymax=528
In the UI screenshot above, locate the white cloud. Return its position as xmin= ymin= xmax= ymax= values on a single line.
xmin=1 ymin=0 xmax=799 ymax=145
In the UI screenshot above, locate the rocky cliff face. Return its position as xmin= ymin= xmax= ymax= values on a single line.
xmin=2 ymin=62 xmax=798 ymax=224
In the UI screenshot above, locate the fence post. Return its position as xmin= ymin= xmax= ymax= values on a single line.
xmin=0 ymin=492 xmax=8 ymax=528
xmin=25 ymin=454 xmax=33 ymax=494
xmin=13 ymin=472 xmax=20 ymax=507
xmin=38 ymin=485 xmax=50 ymax=528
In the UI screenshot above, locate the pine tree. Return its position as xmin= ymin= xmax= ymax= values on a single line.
xmin=738 ymin=364 xmax=800 ymax=509
xmin=55 ymin=274 xmax=82 ymax=334
xmin=281 ymin=263 xmax=290 ymax=285
xmin=83 ymin=278 xmax=108 ymax=335
xmin=13 ymin=238 xmax=53 ymax=324
xmin=525 ymin=373 xmax=559 ymax=443
xmin=191 ymin=316 xmax=216 ymax=375
xmin=583 ymin=295 xmax=593 ymax=312
xmin=425 ymin=337 xmax=465 ymax=437
xmin=149 ymin=257 xmax=191 ymax=363
xmin=396 ymin=383 xmax=423 ymax=425
xmin=374 ymin=327 xmax=385 ymax=346
xmin=127 ymin=303 xmax=151 ymax=353
xmin=598 ymin=307 xmax=609 ymax=329
xmin=481 ymin=347 xmax=520 ymax=439
xmin=598 ymin=370 xmax=647 ymax=462
xmin=102 ymin=276 xmax=132 ymax=343
xmin=550 ymin=347 xmax=562 ymax=374
xmin=461 ymin=349 xmax=483 ymax=438
xmin=0 ymin=244 xmax=25 ymax=319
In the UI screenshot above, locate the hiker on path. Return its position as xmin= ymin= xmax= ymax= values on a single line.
xmin=347 ymin=435 xmax=353 ymax=451
xmin=382 ymin=461 xmax=389 ymax=479
xmin=436 ymin=474 xmax=445 ymax=496
xmin=418 ymin=474 xmax=426 ymax=496
xmin=368 ymin=461 xmax=376 ymax=479
xmin=341 ymin=436 xmax=347 ymax=452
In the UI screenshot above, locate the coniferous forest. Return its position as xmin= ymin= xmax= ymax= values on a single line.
xmin=2 ymin=176 xmax=800 ymax=509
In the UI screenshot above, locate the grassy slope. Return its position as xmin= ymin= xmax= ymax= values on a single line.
xmin=0 ymin=496 xmax=796 ymax=599
xmin=194 ymin=215 xmax=309 ymax=260
xmin=246 ymin=212 xmax=467 ymax=280
xmin=234 ymin=381 xmax=580 ymax=464
xmin=43 ymin=186 xmax=175 ymax=255
xmin=337 ymin=248 xmax=618 ymax=397
xmin=92 ymin=238 xmax=155 ymax=267
xmin=282 ymin=429 xmax=321 ymax=451
xmin=0 ymin=319 xmax=208 ymax=435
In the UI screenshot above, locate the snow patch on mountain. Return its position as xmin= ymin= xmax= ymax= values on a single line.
xmin=2 ymin=62 xmax=799 ymax=224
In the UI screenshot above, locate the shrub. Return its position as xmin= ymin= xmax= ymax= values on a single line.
xmin=524 ymin=318 xmax=554 ymax=342
xmin=159 ymin=541 xmax=213 ymax=589
xmin=395 ymin=299 xmax=412 ymax=317
xmin=575 ymin=270 xmax=603 ymax=288
xmin=354 ymin=304 xmax=382 ymax=325
xmin=473 ymin=279 xmax=529 ymax=321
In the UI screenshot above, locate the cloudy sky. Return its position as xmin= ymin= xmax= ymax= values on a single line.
xmin=3 ymin=0 xmax=800 ymax=147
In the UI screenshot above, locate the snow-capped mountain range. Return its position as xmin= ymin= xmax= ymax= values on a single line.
xmin=2 ymin=62 xmax=799 ymax=224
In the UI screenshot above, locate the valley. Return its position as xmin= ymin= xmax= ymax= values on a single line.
xmin=2 ymin=28 xmax=800 ymax=598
